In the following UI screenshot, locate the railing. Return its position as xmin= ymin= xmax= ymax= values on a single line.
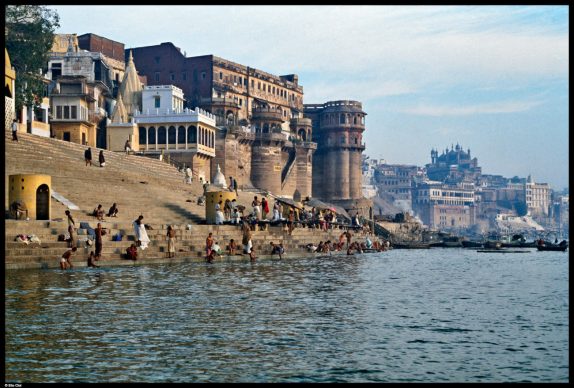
xmin=281 ymin=150 xmax=297 ymax=189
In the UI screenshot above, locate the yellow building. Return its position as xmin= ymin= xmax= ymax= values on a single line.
xmin=9 ymin=174 xmax=52 ymax=220
xmin=5 ymin=49 xmax=17 ymax=130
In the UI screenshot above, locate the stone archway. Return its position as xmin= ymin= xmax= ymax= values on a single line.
xmin=36 ymin=184 xmax=50 ymax=220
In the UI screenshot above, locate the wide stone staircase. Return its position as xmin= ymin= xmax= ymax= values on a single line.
xmin=5 ymin=132 xmax=369 ymax=269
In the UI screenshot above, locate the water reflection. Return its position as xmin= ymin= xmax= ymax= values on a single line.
xmin=5 ymin=251 xmax=569 ymax=383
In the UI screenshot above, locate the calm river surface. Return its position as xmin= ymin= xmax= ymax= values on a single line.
xmin=5 ymin=248 xmax=569 ymax=383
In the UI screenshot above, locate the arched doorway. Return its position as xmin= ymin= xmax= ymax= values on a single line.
xmin=36 ymin=184 xmax=50 ymax=220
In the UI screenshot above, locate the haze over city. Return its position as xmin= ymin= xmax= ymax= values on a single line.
xmin=51 ymin=5 xmax=569 ymax=190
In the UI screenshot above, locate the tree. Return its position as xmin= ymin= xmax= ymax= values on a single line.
xmin=5 ymin=5 xmax=60 ymax=113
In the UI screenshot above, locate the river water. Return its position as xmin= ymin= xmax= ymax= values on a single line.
xmin=5 ymin=248 xmax=569 ymax=383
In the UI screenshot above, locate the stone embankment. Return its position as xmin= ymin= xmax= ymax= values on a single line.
xmin=5 ymin=131 xmax=371 ymax=270
xmin=5 ymin=220 xmax=366 ymax=270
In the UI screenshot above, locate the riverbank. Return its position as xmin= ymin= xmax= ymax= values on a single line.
xmin=5 ymin=220 xmax=371 ymax=270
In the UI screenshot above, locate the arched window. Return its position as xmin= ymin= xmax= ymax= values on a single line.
xmin=263 ymin=123 xmax=269 ymax=133
xmin=168 ymin=126 xmax=176 ymax=144
xmin=158 ymin=126 xmax=166 ymax=144
xmin=340 ymin=114 xmax=345 ymax=124
xmin=353 ymin=116 xmax=357 ymax=124
xmin=188 ymin=125 xmax=197 ymax=143
xmin=148 ymin=127 xmax=156 ymax=144
xmin=298 ymin=129 xmax=306 ymax=141
xmin=211 ymin=131 xmax=215 ymax=148
xmin=139 ymin=127 xmax=147 ymax=145
xmin=178 ymin=126 xmax=186 ymax=144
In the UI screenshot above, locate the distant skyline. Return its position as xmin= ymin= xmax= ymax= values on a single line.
xmin=50 ymin=5 xmax=569 ymax=190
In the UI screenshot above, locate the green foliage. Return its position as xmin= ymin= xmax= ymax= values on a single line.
xmin=5 ymin=5 xmax=60 ymax=112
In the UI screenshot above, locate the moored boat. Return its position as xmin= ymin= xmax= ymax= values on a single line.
xmin=392 ymin=241 xmax=431 ymax=249
xmin=536 ymin=240 xmax=568 ymax=251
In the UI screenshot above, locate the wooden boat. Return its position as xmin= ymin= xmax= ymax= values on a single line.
xmin=477 ymin=249 xmax=530 ymax=253
xmin=501 ymin=241 xmax=537 ymax=248
xmin=462 ymin=240 xmax=483 ymax=248
xmin=536 ymin=241 xmax=568 ymax=251
xmin=483 ymin=241 xmax=502 ymax=249
xmin=392 ymin=242 xmax=431 ymax=249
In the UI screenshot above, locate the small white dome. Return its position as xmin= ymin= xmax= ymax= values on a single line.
xmin=212 ymin=164 xmax=227 ymax=189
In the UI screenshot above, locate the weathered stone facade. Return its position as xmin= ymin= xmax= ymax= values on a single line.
xmin=304 ymin=100 xmax=371 ymax=216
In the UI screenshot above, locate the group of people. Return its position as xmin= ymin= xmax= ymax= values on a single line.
xmin=92 ymin=203 xmax=119 ymax=221
xmin=214 ymin=198 xmax=242 ymax=225
xmin=84 ymin=147 xmax=106 ymax=167
xmin=305 ymin=233 xmax=390 ymax=255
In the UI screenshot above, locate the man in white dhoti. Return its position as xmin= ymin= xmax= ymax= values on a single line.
xmin=215 ymin=201 xmax=225 ymax=225
xmin=133 ymin=215 xmax=150 ymax=250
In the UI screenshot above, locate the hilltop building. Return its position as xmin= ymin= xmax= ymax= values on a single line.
xmin=427 ymin=143 xmax=481 ymax=183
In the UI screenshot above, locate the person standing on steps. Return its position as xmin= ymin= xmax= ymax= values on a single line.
xmin=85 ymin=147 xmax=92 ymax=166
xmin=11 ymin=119 xmax=19 ymax=142
xmin=167 ymin=225 xmax=176 ymax=258
xmin=99 ymin=150 xmax=106 ymax=167
xmin=65 ymin=210 xmax=76 ymax=248
xmin=124 ymin=139 xmax=132 ymax=154
xmin=133 ymin=215 xmax=150 ymax=250
xmin=95 ymin=223 xmax=107 ymax=260
xmin=233 ymin=177 xmax=238 ymax=196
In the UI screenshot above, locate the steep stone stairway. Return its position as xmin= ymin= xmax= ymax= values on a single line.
xmin=5 ymin=132 xmax=370 ymax=269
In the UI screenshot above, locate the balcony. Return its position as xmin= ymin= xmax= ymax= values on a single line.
xmin=252 ymin=107 xmax=283 ymax=122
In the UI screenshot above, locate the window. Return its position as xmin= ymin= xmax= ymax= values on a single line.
xmin=201 ymin=71 xmax=206 ymax=80
xmin=251 ymin=80 xmax=254 ymax=88
xmin=170 ymin=73 xmax=175 ymax=81
xmin=239 ymin=99 xmax=242 ymax=106
xmin=258 ymin=82 xmax=261 ymax=90
xmin=155 ymin=56 xmax=160 ymax=64
xmin=71 ymin=105 xmax=77 ymax=119
xmin=64 ymin=106 xmax=70 ymax=119
xmin=154 ymin=96 xmax=161 ymax=108
xmin=63 ymin=132 xmax=71 ymax=141
xmin=219 ymin=72 xmax=223 ymax=80
xmin=155 ymin=72 xmax=160 ymax=82
xmin=56 ymin=106 xmax=62 ymax=119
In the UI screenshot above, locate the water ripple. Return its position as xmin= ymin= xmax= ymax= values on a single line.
xmin=5 ymin=250 xmax=569 ymax=383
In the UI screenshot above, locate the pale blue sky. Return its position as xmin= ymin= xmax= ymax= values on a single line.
xmin=51 ymin=5 xmax=569 ymax=190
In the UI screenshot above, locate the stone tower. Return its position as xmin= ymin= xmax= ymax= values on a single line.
xmin=250 ymin=106 xmax=286 ymax=194
xmin=305 ymin=100 xmax=370 ymax=215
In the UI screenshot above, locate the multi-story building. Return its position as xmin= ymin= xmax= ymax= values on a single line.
xmin=50 ymin=76 xmax=103 ymax=147
xmin=128 ymin=42 xmax=315 ymax=199
xmin=413 ymin=180 xmax=476 ymax=230
xmin=128 ymin=42 xmax=304 ymax=128
xmin=77 ymin=33 xmax=126 ymax=89
xmin=134 ymin=85 xmax=218 ymax=182
xmin=47 ymin=36 xmax=115 ymax=147
xmin=525 ymin=175 xmax=551 ymax=217
xmin=373 ymin=163 xmax=422 ymax=213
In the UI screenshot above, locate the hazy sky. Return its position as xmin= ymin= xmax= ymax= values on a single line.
xmin=50 ymin=5 xmax=569 ymax=190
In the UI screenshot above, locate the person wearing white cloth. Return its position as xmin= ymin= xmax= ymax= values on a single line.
xmin=133 ymin=215 xmax=150 ymax=250
xmin=215 ymin=200 xmax=225 ymax=225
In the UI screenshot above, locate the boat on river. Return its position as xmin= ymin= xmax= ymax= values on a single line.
xmin=536 ymin=240 xmax=568 ymax=252
xmin=392 ymin=241 xmax=431 ymax=249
